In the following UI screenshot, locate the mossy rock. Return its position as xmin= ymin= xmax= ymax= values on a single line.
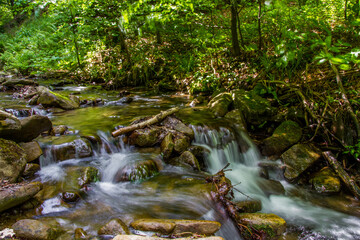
xmin=238 ymin=213 xmax=286 ymax=240
xmin=63 ymin=166 xmax=99 ymax=193
xmin=281 ymin=143 xmax=321 ymax=181
xmin=231 ymin=89 xmax=275 ymax=125
xmin=0 ymin=138 xmax=27 ymax=183
xmin=207 ymin=92 xmax=233 ymax=117
xmin=261 ymin=121 xmax=302 ymax=156
xmin=36 ymin=86 xmax=80 ymax=110
xmin=235 ymin=199 xmax=262 ymax=213
xmin=129 ymin=128 xmax=160 ymax=147
xmin=173 ymin=136 xmax=190 ymax=154
xmin=114 ymin=160 xmax=159 ymax=182
xmin=224 ymin=109 xmax=247 ymax=132
xmin=310 ymin=168 xmax=341 ymax=194
xmin=12 ymin=219 xmax=61 ymax=240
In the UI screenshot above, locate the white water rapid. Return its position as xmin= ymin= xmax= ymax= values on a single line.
xmin=192 ymin=126 xmax=360 ymax=240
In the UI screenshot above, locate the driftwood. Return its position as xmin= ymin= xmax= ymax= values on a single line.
xmin=322 ymin=151 xmax=360 ymax=199
xmin=111 ymin=107 xmax=179 ymax=137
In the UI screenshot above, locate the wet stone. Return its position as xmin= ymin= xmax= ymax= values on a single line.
xmin=310 ymin=168 xmax=341 ymax=194
xmin=235 ymin=199 xmax=262 ymax=213
xmin=98 ymin=219 xmax=130 ymax=236
xmin=19 ymin=141 xmax=43 ymax=162
xmin=61 ymin=191 xmax=79 ymax=203
xmin=22 ymin=163 xmax=40 ymax=178
xmin=12 ymin=219 xmax=60 ymax=240
xmin=75 ymin=228 xmax=88 ymax=239
xmin=114 ymin=160 xmax=159 ymax=182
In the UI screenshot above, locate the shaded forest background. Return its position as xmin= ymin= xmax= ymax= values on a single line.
xmin=1 ymin=0 xmax=360 ymax=157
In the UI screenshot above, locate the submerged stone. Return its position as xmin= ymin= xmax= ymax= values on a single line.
xmin=238 ymin=213 xmax=286 ymax=239
xmin=281 ymin=144 xmax=321 ymax=181
xmin=262 ymin=120 xmax=302 ymax=156
xmin=310 ymin=168 xmax=341 ymax=194
xmin=0 ymin=138 xmax=27 ymax=183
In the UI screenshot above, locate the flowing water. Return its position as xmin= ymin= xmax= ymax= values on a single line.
xmin=2 ymin=85 xmax=360 ymax=239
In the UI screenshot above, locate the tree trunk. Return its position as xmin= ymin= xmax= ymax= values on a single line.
xmin=112 ymin=107 xmax=179 ymax=137
xmin=237 ymin=11 xmax=244 ymax=48
xmin=231 ymin=3 xmax=241 ymax=57
xmin=322 ymin=151 xmax=360 ymax=199
xmin=257 ymin=0 xmax=262 ymax=53
xmin=345 ymin=0 xmax=348 ymax=20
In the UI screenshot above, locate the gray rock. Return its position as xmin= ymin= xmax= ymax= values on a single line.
xmin=0 ymin=110 xmax=21 ymax=140
xmin=0 ymin=138 xmax=27 ymax=183
xmin=12 ymin=219 xmax=59 ymax=240
xmin=281 ymin=143 xmax=321 ymax=181
xmin=19 ymin=141 xmax=43 ymax=162
xmin=98 ymin=219 xmax=130 ymax=236
xmin=262 ymin=121 xmax=302 ymax=156
xmin=9 ymin=115 xmax=52 ymax=142
xmin=0 ymin=181 xmax=42 ymax=212
xmin=208 ymin=93 xmax=233 ymax=117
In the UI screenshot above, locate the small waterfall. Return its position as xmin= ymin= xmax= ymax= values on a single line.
xmin=192 ymin=126 xmax=360 ymax=240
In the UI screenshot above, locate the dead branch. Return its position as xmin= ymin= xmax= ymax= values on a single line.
xmin=322 ymin=151 xmax=360 ymax=199
xmin=111 ymin=107 xmax=179 ymax=137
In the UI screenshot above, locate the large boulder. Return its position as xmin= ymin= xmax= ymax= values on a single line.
xmin=0 ymin=181 xmax=42 ymax=212
xmin=12 ymin=219 xmax=60 ymax=240
xmin=281 ymin=143 xmax=321 ymax=181
xmin=130 ymin=219 xmax=221 ymax=236
xmin=19 ymin=141 xmax=43 ymax=162
xmin=34 ymin=86 xmax=80 ymax=110
xmin=310 ymin=168 xmax=341 ymax=194
xmin=237 ymin=213 xmax=286 ymax=240
xmin=0 ymin=138 xmax=27 ymax=183
xmin=261 ymin=121 xmax=302 ymax=156
xmin=208 ymin=93 xmax=233 ymax=117
xmin=114 ymin=160 xmax=159 ymax=182
xmin=231 ymin=89 xmax=275 ymax=125
xmin=98 ymin=219 xmax=130 ymax=236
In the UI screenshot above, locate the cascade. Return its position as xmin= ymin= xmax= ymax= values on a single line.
xmin=192 ymin=126 xmax=360 ymax=239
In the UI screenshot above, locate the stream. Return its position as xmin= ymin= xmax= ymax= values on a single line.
xmin=1 ymin=83 xmax=360 ymax=240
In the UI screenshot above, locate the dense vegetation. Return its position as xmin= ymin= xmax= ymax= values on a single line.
xmin=1 ymin=0 xmax=360 ymax=155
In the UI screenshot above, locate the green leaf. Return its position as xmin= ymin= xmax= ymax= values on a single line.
xmin=339 ymin=64 xmax=351 ymax=70
xmin=325 ymin=36 xmax=332 ymax=48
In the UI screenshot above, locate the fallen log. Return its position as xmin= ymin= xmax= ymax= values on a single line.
xmin=111 ymin=107 xmax=179 ymax=138
xmin=322 ymin=151 xmax=360 ymax=199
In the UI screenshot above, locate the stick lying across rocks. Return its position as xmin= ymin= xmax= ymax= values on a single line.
xmin=111 ymin=107 xmax=180 ymax=138
xmin=322 ymin=151 xmax=360 ymax=199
